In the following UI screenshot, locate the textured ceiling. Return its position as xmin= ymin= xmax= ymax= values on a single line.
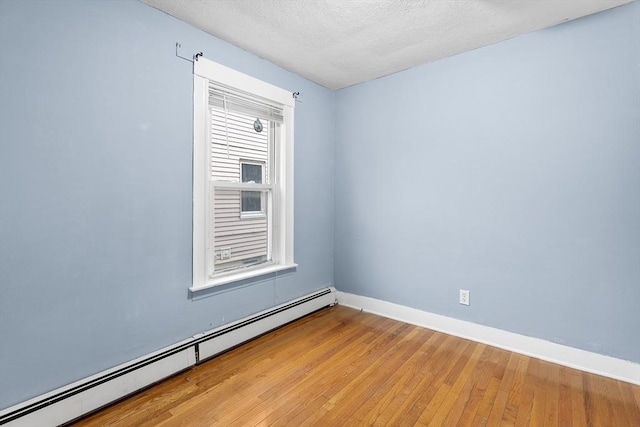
xmin=141 ymin=0 xmax=634 ymax=90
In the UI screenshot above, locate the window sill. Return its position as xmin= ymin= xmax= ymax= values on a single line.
xmin=189 ymin=263 xmax=298 ymax=293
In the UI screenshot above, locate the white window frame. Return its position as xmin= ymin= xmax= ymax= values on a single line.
xmin=191 ymin=58 xmax=296 ymax=292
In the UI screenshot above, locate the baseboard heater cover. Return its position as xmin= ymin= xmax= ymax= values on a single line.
xmin=196 ymin=287 xmax=336 ymax=361
xmin=0 ymin=286 xmax=336 ymax=427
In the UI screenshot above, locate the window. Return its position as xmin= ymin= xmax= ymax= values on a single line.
xmin=192 ymin=57 xmax=296 ymax=291
xmin=240 ymin=161 xmax=265 ymax=216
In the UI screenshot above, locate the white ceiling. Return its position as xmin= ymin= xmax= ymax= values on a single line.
xmin=142 ymin=0 xmax=633 ymax=90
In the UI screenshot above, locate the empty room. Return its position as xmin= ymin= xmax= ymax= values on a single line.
xmin=0 ymin=0 xmax=638 ymax=425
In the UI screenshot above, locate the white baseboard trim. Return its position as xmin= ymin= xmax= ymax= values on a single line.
xmin=337 ymin=291 xmax=640 ymax=385
xmin=0 ymin=287 xmax=337 ymax=427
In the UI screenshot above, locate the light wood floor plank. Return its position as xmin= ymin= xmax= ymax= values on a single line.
xmin=619 ymin=380 xmax=640 ymax=424
xmin=352 ymin=330 xmax=443 ymax=425
xmin=569 ymin=367 xmax=588 ymax=427
xmin=440 ymin=345 xmax=493 ymax=426
xmin=487 ymin=352 xmax=520 ymax=425
xmin=543 ymin=362 xmax=560 ymax=426
xmin=499 ymin=354 xmax=529 ymax=426
xmin=72 ymin=306 xmax=640 ymax=427
xmin=388 ymin=339 xmax=471 ymax=425
xmin=514 ymin=356 xmax=539 ymax=427
xmin=557 ymin=366 xmax=573 ymax=427
xmin=421 ymin=343 xmax=487 ymax=425
xmin=456 ymin=347 xmax=498 ymax=426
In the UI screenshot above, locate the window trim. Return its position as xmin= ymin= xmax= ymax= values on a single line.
xmin=191 ymin=58 xmax=296 ymax=292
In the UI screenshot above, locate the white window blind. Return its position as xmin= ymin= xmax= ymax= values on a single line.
xmin=209 ymin=96 xmax=273 ymax=273
xmin=209 ymin=83 xmax=284 ymax=123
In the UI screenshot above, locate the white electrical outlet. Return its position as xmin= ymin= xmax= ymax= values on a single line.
xmin=459 ymin=289 xmax=470 ymax=306
xmin=220 ymin=248 xmax=232 ymax=260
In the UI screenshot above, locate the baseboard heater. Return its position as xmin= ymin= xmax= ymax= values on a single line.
xmin=0 ymin=287 xmax=336 ymax=427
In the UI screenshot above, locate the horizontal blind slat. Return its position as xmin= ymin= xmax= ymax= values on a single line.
xmin=209 ymin=84 xmax=284 ymax=123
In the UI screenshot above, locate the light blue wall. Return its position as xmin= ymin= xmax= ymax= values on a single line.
xmin=0 ymin=0 xmax=333 ymax=409
xmin=335 ymin=2 xmax=640 ymax=363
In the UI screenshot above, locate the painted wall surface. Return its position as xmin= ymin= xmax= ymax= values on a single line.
xmin=334 ymin=2 xmax=640 ymax=363
xmin=0 ymin=0 xmax=333 ymax=409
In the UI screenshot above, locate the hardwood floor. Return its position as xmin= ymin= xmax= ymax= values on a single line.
xmin=73 ymin=306 xmax=640 ymax=426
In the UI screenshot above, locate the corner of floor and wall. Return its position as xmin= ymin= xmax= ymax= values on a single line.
xmin=331 ymin=0 xmax=640 ymax=385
